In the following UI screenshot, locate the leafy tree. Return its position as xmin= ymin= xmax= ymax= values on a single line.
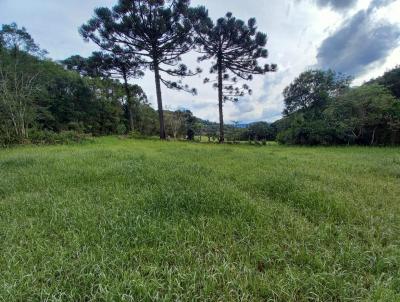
xmin=0 ymin=23 xmax=47 ymax=57
xmin=325 ymin=84 xmax=400 ymax=145
xmin=135 ymin=100 xmax=159 ymax=136
xmin=87 ymin=51 xmax=144 ymax=132
xmin=191 ymin=10 xmax=276 ymax=142
xmin=368 ymin=65 xmax=400 ymax=99
xmin=283 ymin=70 xmax=351 ymax=115
xmin=62 ymin=55 xmax=96 ymax=77
xmin=247 ymin=122 xmax=274 ymax=141
xmin=0 ymin=23 xmax=158 ymax=144
xmin=0 ymin=24 xmax=46 ymax=140
xmin=63 ymin=51 xmax=144 ymax=131
xmin=80 ymin=0 xmax=200 ymax=139
xmin=203 ymin=121 xmax=219 ymax=142
xmin=180 ymin=109 xmax=197 ymax=140
xmin=165 ymin=110 xmax=186 ymax=139
xmin=276 ymin=83 xmax=400 ymax=146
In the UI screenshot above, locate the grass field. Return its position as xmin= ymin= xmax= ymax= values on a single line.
xmin=0 ymin=137 xmax=399 ymax=301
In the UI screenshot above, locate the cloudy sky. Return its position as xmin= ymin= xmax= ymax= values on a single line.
xmin=1 ymin=0 xmax=399 ymax=123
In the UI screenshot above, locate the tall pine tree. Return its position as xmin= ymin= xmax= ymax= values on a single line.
xmin=80 ymin=0 xmax=199 ymax=139
xmin=191 ymin=10 xmax=277 ymax=142
xmin=63 ymin=50 xmax=144 ymax=131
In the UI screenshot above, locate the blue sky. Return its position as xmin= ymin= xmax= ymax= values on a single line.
xmin=1 ymin=0 xmax=399 ymax=123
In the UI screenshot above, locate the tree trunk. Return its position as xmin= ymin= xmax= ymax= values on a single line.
xmin=370 ymin=127 xmax=377 ymax=146
xmin=154 ymin=62 xmax=166 ymax=140
xmin=122 ymin=71 xmax=134 ymax=132
xmin=217 ymin=57 xmax=224 ymax=143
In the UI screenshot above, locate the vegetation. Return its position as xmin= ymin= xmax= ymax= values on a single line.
xmin=368 ymin=65 xmax=400 ymax=99
xmin=2 ymin=1 xmax=400 ymax=300
xmin=1 ymin=137 xmax=399 ymax=301
xmin=192 ymin=10 xmax=276 ymax=142
xmin=0 ymin=23 xmax=161 ymax=146
xmin=275 ymin=69 xmax=400 ymax=146
xmin=62 ymin=51 xmax=145 ymax=132
xmin=80 ymin=0 xmax=200 ymax=140
xmin=2 ymin=11 xmax=400 ymax=147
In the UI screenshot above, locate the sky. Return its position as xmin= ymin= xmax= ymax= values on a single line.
xmin=1 ymin=0 xmax=399 ymax=123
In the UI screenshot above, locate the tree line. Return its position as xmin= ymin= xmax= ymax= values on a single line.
xmin=1 ymin=0 xmax=277 ymax=145
xmin=0 ymin=23 xmax=160 ymax=145
xmin=274 ymin=69 xmax=400 ymax=145
xmin=79 ymin=0 xmax=276 ymax=142
xmin=1 ymin=0 xmax=399 ymax=146
xmin=0 ymin=23 xmax=206 ymax=146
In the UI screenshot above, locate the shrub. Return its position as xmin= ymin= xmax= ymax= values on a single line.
xmin=127 ymin=130 xmax=148 ymax=140
xmin=28 ymin=130 xmax=93 ymax=145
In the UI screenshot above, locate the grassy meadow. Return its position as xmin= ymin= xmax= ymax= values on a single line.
xmin=0 ymin=137 xmax=399 ymax=301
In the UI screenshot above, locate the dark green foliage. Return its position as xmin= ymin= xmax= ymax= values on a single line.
xmin=325 ymin=84 xmax=400 ymax=145
xmin=191 ymin=9 xmax=276 ymax=142
xmin=245 ymin=122 xmax=275 ymax=141
xmin=63 ymin=51 xmax=144 ymax=81
xmin=368 ymin=65 xmax=400 ymax=99
xmin=0 ymin=23 xmax=48 ymax=142
xmin=182 ymin=110 xmax=197 ymax=140
xmin=42 ymin=75 xmax=124 ymax=135
xmin=0 ymin=23 xmax=158 ymax=146
xmin=276 ymin=73 xmax=400 ymax=145
xmin=62 ymin=51 xmax=145 ymax=132
xmin=276 ymin=114 xmax=338 ymax=145
xmin=203 ymin=122 xmax=219 ymax=142
xmin=80 ymin=0 xmax=199 ymax=139
xmin=62 ymin=55 xmax=97 ymax=77
xmin=283 ymin=69 xmax=351 ymax=115
xmin=0 ymin=23 xmax=47 ymax=57
xmin=28 ymin=130 xmax=93 ymax=145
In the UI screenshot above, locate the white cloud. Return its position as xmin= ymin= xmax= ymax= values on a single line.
xmin=1 ymin=0 xmax=399 ymax=123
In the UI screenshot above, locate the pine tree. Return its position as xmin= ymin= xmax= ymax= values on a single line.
xmin=91 ymin=51 xmax=144 ymax=132
xmin=63 ymin=50 xmax=144 ymax=131
xmin=80 ymin=0 xmax=199 ymax=139
xmin=191 ymin=10 xmax=277 ymax=142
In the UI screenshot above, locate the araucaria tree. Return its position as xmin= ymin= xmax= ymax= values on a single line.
xmin=63 ymin=50 xmax=144 ymax=131
xmin=192 ymin=10 xmax=277 ymax=142
xmin=80 ymin=0 xmax=199 ymax=140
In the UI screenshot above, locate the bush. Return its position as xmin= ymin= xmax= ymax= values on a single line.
xmin=0 ymin=133 xmax=19 ymax=147
xmin=127 ymin=130 xmax=149 ymax=140
xmin=28 ymin=130 xmax=93 ymax=145
xmin=117 ymin=124 xmax=127 ymax=135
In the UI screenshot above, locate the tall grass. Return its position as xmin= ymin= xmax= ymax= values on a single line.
xmin=0 ymin=137 xmax=399 ymax=301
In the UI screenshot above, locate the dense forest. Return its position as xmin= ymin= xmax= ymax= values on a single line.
xmin=1 ymin=0 xmax=399 ymax=147
xmin=0 ymin=24 xmax=209 ymax=145
xmin=273 ymin=69 xmax=400 ymax=145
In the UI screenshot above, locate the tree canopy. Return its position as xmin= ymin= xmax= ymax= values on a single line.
xmin=283 ymin=70 xmax=352 ymax=115
xmin=191 ymin=9 xmax=277 ymax=142
xmin=368 ymin=65 xmax=400 ymax=99
xmin=63 ymin=51 xmax=145 ymax=131
xmin=0 ymin=23 xmax=47 ymax=57
xmin=80 ymin=0 xmax=200 ymax=139
xmin=276 ymin=70 xmax=400 ymax=146
xmin=2 ymin=11 xmax=400 ymax=147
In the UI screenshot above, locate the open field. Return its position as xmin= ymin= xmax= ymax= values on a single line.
xmin=0 ymin=137 xmax=399 ymax=301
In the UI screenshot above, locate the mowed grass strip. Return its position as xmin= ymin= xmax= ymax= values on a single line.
xmin=0 ymin=137 xmax=399 ymax=301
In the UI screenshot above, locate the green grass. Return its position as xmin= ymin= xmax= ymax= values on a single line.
xmin=0 ymin=137 xmax=399 ymax=301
